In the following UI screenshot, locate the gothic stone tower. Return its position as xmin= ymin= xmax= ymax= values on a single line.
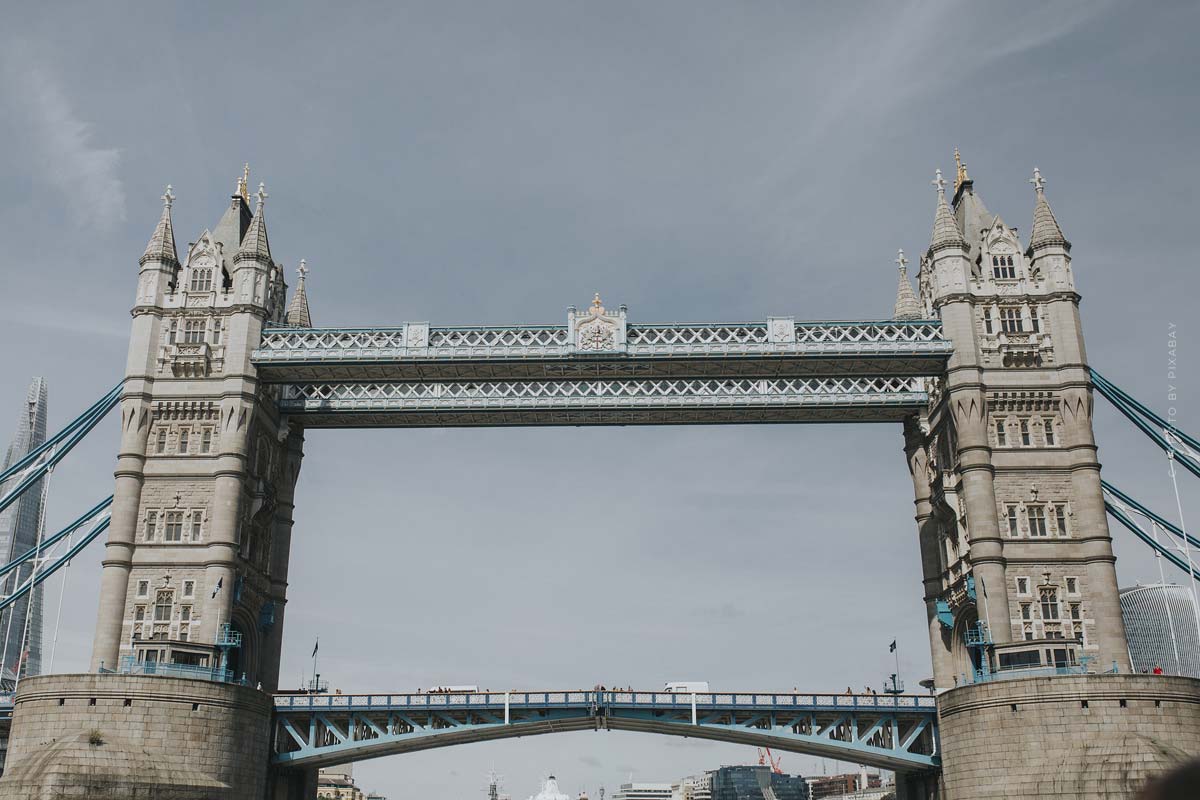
xmin=904 ymin=158 xmax=1130 ymax=689
xmin=89 ymin=177 xmax=308 ymax=692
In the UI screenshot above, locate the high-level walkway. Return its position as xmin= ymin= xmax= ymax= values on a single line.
xmin=272 ymin=689 xmax=938 ymax=772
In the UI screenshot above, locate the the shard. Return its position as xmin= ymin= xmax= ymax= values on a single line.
xmin=0 ymin=378 xmax=48 ymax=686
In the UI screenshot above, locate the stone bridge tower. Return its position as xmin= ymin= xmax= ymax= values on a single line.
xmin=90 ymin=177 xmax=308 ymax=692
xmin=904 ymin=157 xmax=1130 ymax=689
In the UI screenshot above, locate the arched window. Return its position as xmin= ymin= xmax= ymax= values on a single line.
xmin=992 ymin=253 xmax=1016 ymax=280
xmin=189 ymin=268 xmax=212 ymax=292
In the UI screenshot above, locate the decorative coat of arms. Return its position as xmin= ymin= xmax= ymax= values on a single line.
xmin=568 ymin=293 xmax=626 ymax=354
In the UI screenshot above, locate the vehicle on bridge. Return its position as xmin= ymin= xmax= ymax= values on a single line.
xmin=663 ymin=681 xmax=709 ymax=693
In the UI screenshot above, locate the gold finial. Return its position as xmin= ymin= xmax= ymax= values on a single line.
xmin=590 ymin=293 xmax=604 ymax=315
xmin=237 ymin=164 xmax=250 ymax=202
xmin=953 ymin=148 xmax=969 ymax=191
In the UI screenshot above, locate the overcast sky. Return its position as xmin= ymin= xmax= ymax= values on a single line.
xmin=3 ymin=1 xmax=1200 ymax=797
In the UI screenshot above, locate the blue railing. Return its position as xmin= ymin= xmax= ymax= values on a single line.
xmin=273 ymin=690 xmax=937 ymax=712
xmin=115 ymin=656 xmax=242 ymax=685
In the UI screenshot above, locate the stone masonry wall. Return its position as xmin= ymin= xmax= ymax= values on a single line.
xmin=0 ymin=673 xmax=272 ymax=799
xmin=938 ymin=674 xmax=1200 ymax=799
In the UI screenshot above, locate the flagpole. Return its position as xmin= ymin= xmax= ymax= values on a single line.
xmin=893 ymin=642 xmax=901 ymax=692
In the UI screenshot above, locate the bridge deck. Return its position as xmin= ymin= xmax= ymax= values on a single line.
xmin=253 ymin=320 xmax=952 ymax=383
xmin=272 ymin=690 xmax=938 ymax=771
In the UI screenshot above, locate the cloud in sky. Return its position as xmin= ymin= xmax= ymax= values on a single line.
xmin=3 ymin=50 xmax=126 ymax=232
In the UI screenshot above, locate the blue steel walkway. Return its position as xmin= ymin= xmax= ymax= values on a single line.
xmin=272 ymin=689 xmax=938 ymax=772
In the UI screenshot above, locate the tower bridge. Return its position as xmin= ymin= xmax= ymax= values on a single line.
xmin=2 ymin=162 xmax=1200 ymax=800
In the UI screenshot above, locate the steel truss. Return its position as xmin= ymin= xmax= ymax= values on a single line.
xmin=272 ymin=690 xmax=938 ymax=771
xmin=277 ymin=376 xmax=928 ymax=427
xmin=253 ymin=320 xmax=952 ymax=383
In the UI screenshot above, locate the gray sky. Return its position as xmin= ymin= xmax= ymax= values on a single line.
xmin=3 ymin=1 xmax=1200 ymax=797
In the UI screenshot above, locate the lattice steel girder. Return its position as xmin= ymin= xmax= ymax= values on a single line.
xmin=271 ymin=691 xmax=938 ymax=771
xmin=276 ymin=377 xmax=929 ymax=427
xmin=251 ymin=320 xmax=952 ymax=383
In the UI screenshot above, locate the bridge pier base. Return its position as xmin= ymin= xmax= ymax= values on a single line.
xmin=937 ymin=674 xmax=1200 ymax=799
xmin=0 ymin=674 xmax=272 ymax=799
xmin=269 ymin=764 xmax=318 ymax=800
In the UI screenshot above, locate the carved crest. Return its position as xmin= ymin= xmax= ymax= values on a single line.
xmin=568 ymin=294 xmax=626 ymax=354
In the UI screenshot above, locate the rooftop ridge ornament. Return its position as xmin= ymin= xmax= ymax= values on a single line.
xmin=256 ymin=182 xmax=268 ymax=211
xmin=1029 ymin=166 xmax=1046 ymax=194
xmin=237 ymin=164 xmax=250 ymax=201
xmin=953 ymin=148 xmax=969 ymax=191
xmin=297 ymin=258 xmax=309 ymax=280
xmin=931 ymin=168 xmax=947 ymax=195
xmin=162 ymin=184 xmax=175 ymax=209
xmin=590 ymin=292 xmax=605 ymax=316
xmin=894 ymin=248 xmax=909 ymax=273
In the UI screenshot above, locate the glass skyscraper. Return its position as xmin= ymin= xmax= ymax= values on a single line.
xmin=710 ymin=766 xmax=809 ymax=800
xmin=1120 ymin=583 xmax=1200 ymax=678
xmin=0 ymin=378 xmax=49 ymax=685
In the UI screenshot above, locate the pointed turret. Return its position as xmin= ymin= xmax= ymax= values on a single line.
xmin=1026 ymin=167 xmax=1070 ymax=254
xmin=892 ymin=249 xmax=921 ymax=320
xmin=929 ymin=169 xmax=967 ymax=253
xmin=286 ymin=260 xmax=313 ymax=327
xmin=234 ymin=183 xmax=272 ymax=265
xmin=139 ymin=185 xmax=180 ymax=267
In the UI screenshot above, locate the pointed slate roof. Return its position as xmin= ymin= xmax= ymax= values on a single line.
xmin=234 ymin=183 xmax=271 ymax=265
xmin=892 ymin=250 xmax=922 ymax=320
xmin=929 ymin=169 xmax=967 ymax=253
xmin=286 ymin=261 xmax=312 ymax=327
xmin=139 ymin=186 xmax=180 ymax=267
xmin=1027 ymin=168 xmax=1070 ymax=253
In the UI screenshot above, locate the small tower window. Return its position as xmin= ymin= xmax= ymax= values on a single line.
xmin=183 ymin=319 xmax=205 ymax=344
xmin=190 ymin=511 xmax=203 ymax=541
xmin=992 ymin=255 xmax=1016 ymax=280
xmin=1040 ymin=586 xmax=1060 ymax=620
xmin=1044 ymin=421 xmax=1056 ymax=446
xmin=200 ymin=428 xmax=213 ymax=454
xmin=1029 ymin=305 xmax=1041 ymax=334
xmin=1007 ymin=505 xmax=1021 ymax=537
xmin=996 ymin=419 xmax=1007 ymax=446
xmin=1000 ymin=307 xmax=1023 ymax=334
xmin=167 ymin=319 xmax=178 ymax=344
xmin=1055 ymin=505 xmax=1069 ymax=537
xmin=1028 ymin=506 xmax=1048 ymax=537
xmin=155 ymin=429 xmax=167 ymax=454
xmin=189 ymin=268 xmax=212 ymax=292
xmin=211 ymin=319 xmax=223 ymax=346
xmin=178 ymin=428 xmax=189 ymax=454
xmin=1020 ymin=420 xmax=1031 ymax=446
xmin=164 ymin=511 xmax=184 ymax=542
xmin=154 ymin=591 xmax=174 ymax=622
xmin=983 ymin=307 xmax=994 ymax=335
xmin=145 ymin=511 xmax=158 ymax=541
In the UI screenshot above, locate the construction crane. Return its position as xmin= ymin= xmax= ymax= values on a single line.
xmin=757 ymin=747 xmax=783 ymax=774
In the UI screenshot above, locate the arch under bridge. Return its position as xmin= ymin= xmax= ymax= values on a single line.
xmin=271 ymin=689 xmax=939 ymax=772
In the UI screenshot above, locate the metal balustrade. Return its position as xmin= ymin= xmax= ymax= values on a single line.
xmin=254 ymin=320 xmax=948 ymax=363
xmin=272 ymin=689 xmax=938 ymax=771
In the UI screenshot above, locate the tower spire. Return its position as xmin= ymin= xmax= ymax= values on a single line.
xmin=235 ymin=182 xmax=272 ymax=264
xmin=1027 ymin=166 xmax=1070 ymax=252
xmin=954 ymin=147 xmax=969 ymax=193
xmin=928 ymin=169 xmax=967 ymax=253
xmin=892 ymin=249 xmax=921 ymax=320
xmin=140 ymin=185 xmax=180 ymax=267
xmin=286 ymin=260 xmax=313 ymax=327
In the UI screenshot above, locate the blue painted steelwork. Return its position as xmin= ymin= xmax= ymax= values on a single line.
xmin=0 ymin=496 xmax=113 ymax=580
xmin=1090 ymin=369 xmax=1200 ymax=480
xmin=0 ymin=512 xmax=111 ymax=612
xmin=1104 ymin=496 xmax=1200 ymax=580
xmin=936 ymin=600 xmax=954 ymax=629
xmin=0 ymin=385 xmax=120 ymax=515
xmin=271 ymin=690 xmax=938 ymax=772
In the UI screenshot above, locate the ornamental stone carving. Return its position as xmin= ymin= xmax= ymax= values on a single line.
xmin=568 ymin=294 xmax=627 ymax=354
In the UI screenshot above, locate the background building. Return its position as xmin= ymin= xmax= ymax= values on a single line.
xmin=317 ymin=764 xmax=387 ymax=800
xmin=673 ymin=773 xmax=713 ymax=800
xmin=613 ymin=783 xmax=674 ymax=800
xmin=1121 ymin=584 xmax=1200 ymax=677
xmin=806 ymin=771 xmax=882 ymax=800
xmin=710 ymin=766 xmax=808 ymax=800
xmin=0 ymin=378 xmax=49 ymax=686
